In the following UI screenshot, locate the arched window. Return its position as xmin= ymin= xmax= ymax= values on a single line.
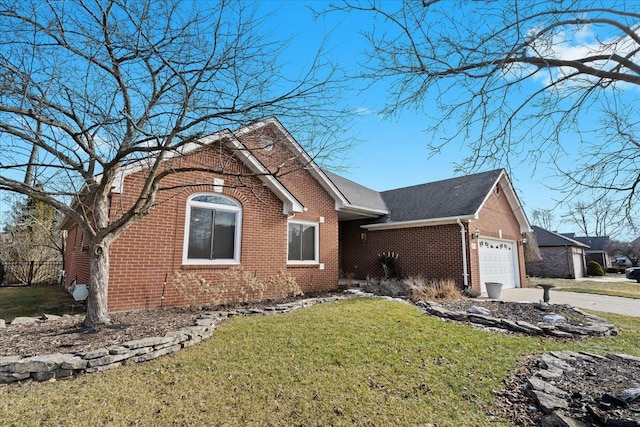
xmin=183 ymin=194 xmax=242 ymax=264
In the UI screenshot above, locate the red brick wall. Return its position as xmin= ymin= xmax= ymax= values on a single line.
xmin=63 ymin=223 xmax=91 ymax=286
xmin=103 ymin=126 xmax=338 ymax=312
xmin=340 ymin=220 xmax=467 ymax=285
xmin=466 ymin=184 xmax=529 ymax=291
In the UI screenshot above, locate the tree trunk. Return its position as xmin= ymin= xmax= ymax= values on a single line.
xmin=84 ymin=242 xmax=111 ymax=328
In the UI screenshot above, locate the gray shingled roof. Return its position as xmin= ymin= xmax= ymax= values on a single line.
xmin=561 ymin=234 xmax=610 ymax=251
xmin=323 ymin=170 xmax=388 ymax=212
xmin=532 ymin=226 xmax=588 ymax=248
xmin=376 ymin=169 xmax=504 ymax=223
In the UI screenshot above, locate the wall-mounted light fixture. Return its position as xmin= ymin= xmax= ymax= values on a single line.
xmin=522 ymin=237 xmax=528 ymax=244
xmin=360 ymin=232 xmax=368 ymax=243
xmin=472 ymin=228 xmax=481 ymax=239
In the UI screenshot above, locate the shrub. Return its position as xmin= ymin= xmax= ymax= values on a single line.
xmin=172 ymin=268 xmax=302 ymax=308
xmin=218 ymin=267 xmax=266 ymax=304
xmin=378 ymin=252 xmax=401 ymax=279
xmin=405 ymin=276 xmax=462 ymax=302
xmin=586 ymin=260 xmax=605 ymax=276
xmin=362 ymin=275 xmax=462 ymax=301
xmin=263 ymin=270 xmax=303 ymax=300
xmin=362 ymin=276 xmax=412 ymax=297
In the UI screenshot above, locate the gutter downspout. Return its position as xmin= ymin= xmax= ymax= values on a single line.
xmin=457 ymin=219 xmax=469 ymax=289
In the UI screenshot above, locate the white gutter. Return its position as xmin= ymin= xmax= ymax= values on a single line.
xmin=457 ymin=219 xmax=470 ymax=290
xmin=361 ymin=214 xmax=477 ymax=231
xmin=336 ymin=202 xmax=389 ymax=217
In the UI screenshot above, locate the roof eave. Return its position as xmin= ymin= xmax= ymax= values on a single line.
xmin=361 ymin=214 xmax=477 ymax=231
xmin=336 ymin=202 xmax=388 ymax=217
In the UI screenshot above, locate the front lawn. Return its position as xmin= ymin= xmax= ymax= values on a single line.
xmin=2 ymin=297 xmax=639 ymax=426
xmin=532 ymin=276 xmax=640 ymax=299
xmin=0 ymin=285 xmax=78 ymax=322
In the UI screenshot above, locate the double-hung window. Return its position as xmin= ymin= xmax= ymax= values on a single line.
xmin=287 ymin=220 xmax=318 ymax=264
xmin=183 ymin=194 xmax=241 ymax=264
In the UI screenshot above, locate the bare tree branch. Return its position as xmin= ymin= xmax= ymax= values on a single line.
xmin=331 ymin=0 xmax=640 ymax=232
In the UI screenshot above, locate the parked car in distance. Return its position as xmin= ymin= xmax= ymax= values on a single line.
xmin=615 ymin=256 xmax=633 ymax=268
xmin=625 ymin=267 xmax=640 ymax=282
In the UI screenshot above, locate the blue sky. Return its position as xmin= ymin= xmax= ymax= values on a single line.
xmin=261 ymin=1 xmax=565 ymax=218
xmin=255 ymin=1 xmax=640 ymax=240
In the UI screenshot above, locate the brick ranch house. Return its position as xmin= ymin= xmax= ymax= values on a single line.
xmin=62 ymin=118 xmax=532 ymax=312
xmin=525 ymin=226 xmax=587 ymax=279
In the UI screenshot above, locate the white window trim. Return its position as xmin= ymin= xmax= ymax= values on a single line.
xmin=287 ymin=219 xmax=320 ymax=265
xmin=182 ymin=193 xmax=242 ymax=265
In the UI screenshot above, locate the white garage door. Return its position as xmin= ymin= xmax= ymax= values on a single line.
xmin=478 ymin=238 xmax=519 ymax=293
xmin=572 ymin=251 xmax=585 ymax=279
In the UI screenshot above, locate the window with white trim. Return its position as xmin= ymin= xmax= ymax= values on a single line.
xmin=287 ymin=220 xmax=319 ymax=263
xmin=183 ymin=194 xmax=241 ymax=264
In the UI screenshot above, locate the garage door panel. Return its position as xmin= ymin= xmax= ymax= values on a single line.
xmin=478 ymin=238 xmax=519 ymax=292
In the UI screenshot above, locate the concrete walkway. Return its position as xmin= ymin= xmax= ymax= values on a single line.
xmin=496 ymin=287 xmax=640 ymax=318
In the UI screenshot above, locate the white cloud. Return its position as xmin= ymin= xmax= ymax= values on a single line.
xmin=527 ymin=23 xmax=640 ymax=90
xmin=354 ymin=106 xmax=373 ymax=116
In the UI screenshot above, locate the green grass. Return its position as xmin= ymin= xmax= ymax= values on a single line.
xmin=0 ymin=285 xmax=78 ymax=322
xmin=532 ymin=276 xmax=640 ymax=299
xmin=2 ymin=297 xmax=639 ymax=426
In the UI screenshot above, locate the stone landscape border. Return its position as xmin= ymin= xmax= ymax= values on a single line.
xmin=0 ymin=295 xmax=347 ymax=384
xmin=527 ymin=351 xmax=640 ymax=426
xmin=0 ymin=295 xmax=623 ymax=385
xmin=415 ymin=300 xmax=618 ymax=338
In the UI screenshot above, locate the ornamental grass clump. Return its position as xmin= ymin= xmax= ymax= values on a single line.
xmin=406 ymin=276 xmax=462 ymax=302
xmin=362 ymin=275 xmax=461 ymax=301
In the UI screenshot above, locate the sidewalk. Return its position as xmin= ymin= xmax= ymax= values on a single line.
xmin=497 ymin=287 xmax=640 ymax=318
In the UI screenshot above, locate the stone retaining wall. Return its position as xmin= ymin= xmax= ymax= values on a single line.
xmin=415 ymin=300 xmax=618 ymax=338
xmin=0 ymin=295 xmax=346 ymax=384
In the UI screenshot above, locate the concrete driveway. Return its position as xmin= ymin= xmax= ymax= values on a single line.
xmin=497 ymin=287 xmax=640 ymax=318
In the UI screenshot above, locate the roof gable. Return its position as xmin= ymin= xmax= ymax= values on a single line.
xmin=109 ymin=122 xmax=305 ymax=215
xmin=242 ymin=119 xmax=388 ymax=220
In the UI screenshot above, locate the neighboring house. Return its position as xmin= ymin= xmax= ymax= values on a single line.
xmin=525 ymin=226 xmax=588 ymax=279
xmin=62 ymin=118 xmax=532 ymax=312
xmin=561 ymin=233 xmax=611 ymax=269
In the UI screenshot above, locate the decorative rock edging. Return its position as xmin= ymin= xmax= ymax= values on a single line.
xmin=527 ymin=351 xmax=640 ymax=426
xmin=415 ymin=300 xmax=618 ymax=338
xmin=0 ymin=295 xmax=347 ymax=384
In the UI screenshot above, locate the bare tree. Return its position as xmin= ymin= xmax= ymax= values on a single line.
xmin=0 ymin=0 xmax=349 ymax=327
xmin=331 ymin=0 xmax=640 ymax=226
xmin=0 ymin=194 xmax=63 ymax=285
xmin=530 ymin=208 xmax=556 ymax=232
xmin=562 ymin=198 xmax=623 ymax=236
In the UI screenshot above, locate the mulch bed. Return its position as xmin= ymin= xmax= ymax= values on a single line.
xmin=437 ymin=299 xmax=589 ymax=326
